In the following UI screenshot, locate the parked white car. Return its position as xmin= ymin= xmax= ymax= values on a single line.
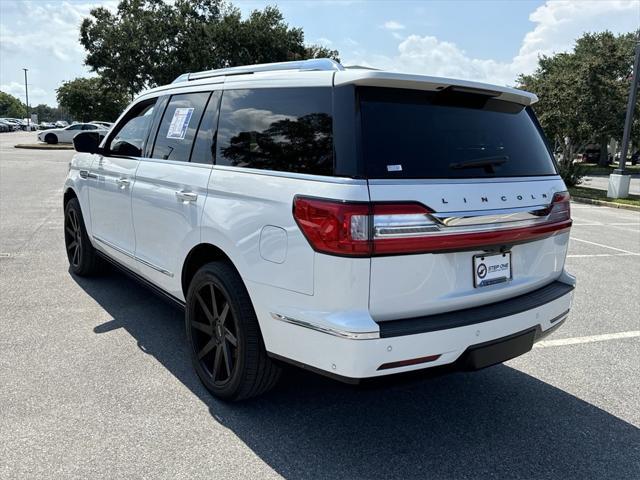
xmin=63 ymin=59 xmax=575 ymax=401
xmin=89 ymin=121 xmax=113 ymax=129
xmin=38 ymin=123 xmax=108 ymax=144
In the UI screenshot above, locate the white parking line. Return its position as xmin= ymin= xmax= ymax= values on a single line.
xmin=535 ymin=331 xmax=640 ymax=348
xmin=566 ymin=253 xmax=636 ymax=258
xmin=572 ymin=222 xmax=640 ymax=226
xmin=570 ymin=237 xmax=640 ymax=255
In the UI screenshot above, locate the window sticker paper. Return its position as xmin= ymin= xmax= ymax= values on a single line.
xmin=166 ymin=107 xmax=194 ymax=140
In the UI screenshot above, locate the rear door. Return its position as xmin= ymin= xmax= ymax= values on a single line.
xmin=131 ymin=90 xmax=219 ymax=298
xmin=359 ymin=87 xmax=571 ymax=321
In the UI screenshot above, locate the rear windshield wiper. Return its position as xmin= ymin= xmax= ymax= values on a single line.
xmin=449 ymin=155 xmax=509 ymax=170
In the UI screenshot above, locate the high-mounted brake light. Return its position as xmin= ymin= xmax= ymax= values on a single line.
xmin=293 ymin=192 xmax=572 ymax=257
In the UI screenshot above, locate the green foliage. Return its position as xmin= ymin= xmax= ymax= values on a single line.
xmin=56 ymin=77 xmax=129 ymax=122
xmin=79 ymin=0 xmax=339 ymax=97
xmin=518 ymin=31 xmax=639 ymax=167
xmin=557 ymin=159 xmax=584 ymax=188
xmin=0 ymin=91 xmax=26 ymax=118
xmin=569 ymin=186 xmax=640 ymax=207
xmin=31 ymin=104 xmax=69 ymax=122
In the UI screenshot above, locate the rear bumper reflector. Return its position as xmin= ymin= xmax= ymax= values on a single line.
xmin=378 ymin=354 xmax=441 ymax=370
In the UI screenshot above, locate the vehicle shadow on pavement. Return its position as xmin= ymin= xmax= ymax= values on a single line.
xmin=75 ymin=269 xmax=640 ymax=480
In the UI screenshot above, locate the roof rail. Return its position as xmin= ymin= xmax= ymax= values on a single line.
xmin=172 ymin=58 xmax=344 ymax=83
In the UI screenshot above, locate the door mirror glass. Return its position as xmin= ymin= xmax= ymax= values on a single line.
xmin=73 ymin=131 xmax=102 ymax=154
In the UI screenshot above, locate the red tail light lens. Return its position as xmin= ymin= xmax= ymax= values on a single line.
xmin=548 ymin=191 xmax=571 ymax=223
xmin=293 ymin=192 xmax=572 ymax=257
xmin=293 ymin=197 xmax=371 ymax=256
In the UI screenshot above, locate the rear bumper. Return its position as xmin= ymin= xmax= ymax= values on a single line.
xmin=264 ymin=275 xmax=575 ymax=381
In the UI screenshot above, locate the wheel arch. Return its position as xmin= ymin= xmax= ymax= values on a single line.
xmin=181 ymin=243 xmax=242 ymax=299
xmin=63 ymin=186 xmax=78 ymax=208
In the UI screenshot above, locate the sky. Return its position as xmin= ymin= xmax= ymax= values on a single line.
xmin=1 ymin=0 xmax=638 ymax=106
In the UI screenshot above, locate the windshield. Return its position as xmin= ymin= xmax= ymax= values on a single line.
xmin=359 ymin=87 xmax=557 ymax=179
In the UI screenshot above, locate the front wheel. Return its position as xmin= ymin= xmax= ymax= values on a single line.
xmin=64 ymin=198 xmax=101 ymax=276
xmin=45 ymin=133 xmax=58 ymax=144
xmin=185 ymin=261 xmax=280 ymax=401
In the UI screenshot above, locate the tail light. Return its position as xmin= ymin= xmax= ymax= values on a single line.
xmin=293 ymin=192 xmax=571 ymax=257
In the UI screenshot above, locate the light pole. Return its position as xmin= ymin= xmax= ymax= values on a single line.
xmin=22 ymin=68 xmax=30 ymax=129
xmin=608 ymin=39 xmax=640 ymax=199
xmin=617 ymin=42 xmax=640 ymax=174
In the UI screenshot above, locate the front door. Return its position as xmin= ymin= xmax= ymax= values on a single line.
xmin=89 ymin=99 xmax=157 ymax=267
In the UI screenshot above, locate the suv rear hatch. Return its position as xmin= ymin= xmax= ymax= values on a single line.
xmin=358 ymin=85 xmax=571 ymax=321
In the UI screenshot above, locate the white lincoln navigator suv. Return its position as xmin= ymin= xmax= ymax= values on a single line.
xmin=64 ymin=59 xmax=575 ymax=400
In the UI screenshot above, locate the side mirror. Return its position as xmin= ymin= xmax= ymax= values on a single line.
xmin=73 ymin=131 xmax=103 ymax=154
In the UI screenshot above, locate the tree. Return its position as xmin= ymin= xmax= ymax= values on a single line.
xmin=573 ymin=32 xmax=638 ymax=165
xmin=79 ymin=0 xmax=340 ymax=98
xmin=519 ymin=31 xmax=639 ymax=167
xmin=56 ymin=77 xmax=129 ymax=122
xmin=0 ymin=91 xmax=26 ymax=118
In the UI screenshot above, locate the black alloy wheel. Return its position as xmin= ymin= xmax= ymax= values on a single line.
xmin=190 ymin=281 xmax=239 ymax=386
xmin=65 ymin=207 xmax=83 ymax=268
xmin=186 ymin=261 xmax=281 ymax=400
xmin=63 ymin=197 xmax=101 ymax=276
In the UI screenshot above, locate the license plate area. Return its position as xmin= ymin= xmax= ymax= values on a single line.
xmin=473 ymin=252 xmax=512 ymax=288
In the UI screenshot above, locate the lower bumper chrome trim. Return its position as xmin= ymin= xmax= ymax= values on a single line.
xmin=270 ymin=313 xmax=380 ymax=340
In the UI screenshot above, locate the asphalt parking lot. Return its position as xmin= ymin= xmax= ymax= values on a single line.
xmin=1 ymin=131 xmax=639 ymax=480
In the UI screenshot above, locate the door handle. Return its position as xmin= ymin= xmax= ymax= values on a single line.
xmin=175 ymin=190 xmax=198 ymax=203
xmin=79 ymin=170 xmax=97 ymax=179
xmin=115 ymin=177 xmax=131 ymax=188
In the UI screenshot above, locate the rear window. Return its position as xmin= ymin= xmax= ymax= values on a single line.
xmin=216 ymin=88 xmax=333 ymax=175
xmin=359 ymin=87 xmax=557 ymax=179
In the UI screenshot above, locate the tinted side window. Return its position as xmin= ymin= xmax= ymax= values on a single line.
xmin=152 ymin=92 xmax=210 ymax=162
xmin=109 ymin=100 xmax=156 ymax=157
xmin=68 ymin=124 xmax=82 ymax=131
xmin=217 ymin=88 xmax=333 ymax=175
xmin=82 ymin=124 xmax=98 ymax=130
xmin=190 ymin=91 xmax=221 ymax=164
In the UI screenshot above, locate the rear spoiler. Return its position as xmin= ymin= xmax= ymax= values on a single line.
xmin=333 ymin=71 xmax=538 ymax=106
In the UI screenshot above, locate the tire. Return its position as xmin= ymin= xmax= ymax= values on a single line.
xmin=185 ymin=261 xmax=281 ymax=401
xmin=64 ymin=198 xmax=101 ymax=276
xmin=45 ymin=133 xmax=58 ymax=144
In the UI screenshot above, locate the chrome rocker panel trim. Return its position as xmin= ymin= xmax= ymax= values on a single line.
xmin=93 ymin=235 xmax=174 ymax=277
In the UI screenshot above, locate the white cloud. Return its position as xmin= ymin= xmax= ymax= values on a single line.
xmin=0 ymin=1 xmax=117 ymax=105
xmin=382 ymin=20 xmax=406 ymax=31
xmin=315 ymin=37 xmax=333 ymax=46
xmin=0 ymin=81 xmax=47 ymax=102
xmin=348 ymin=0 xmax=640 ymax=87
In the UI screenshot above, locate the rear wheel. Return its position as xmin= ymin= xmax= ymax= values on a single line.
xmin=64 ymin=198 xmax=101 ymax=276
xmin=185 ymin=261 xmax=280 ymax=401
xmin=45 ymin=133 xmax=58 ymax=144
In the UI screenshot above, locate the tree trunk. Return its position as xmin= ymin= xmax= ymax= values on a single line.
xmin=598 ymin=137 xmax=609 ymax=166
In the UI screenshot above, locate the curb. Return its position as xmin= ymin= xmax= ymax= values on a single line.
xmin=571 ymin=196 xmax=640 ymax=212
xmin=14 ymin=143 xmax=73 ymax=150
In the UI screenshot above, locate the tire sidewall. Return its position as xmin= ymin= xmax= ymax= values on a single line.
xmin=46 ymin=133 xmax=57 ymax=144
